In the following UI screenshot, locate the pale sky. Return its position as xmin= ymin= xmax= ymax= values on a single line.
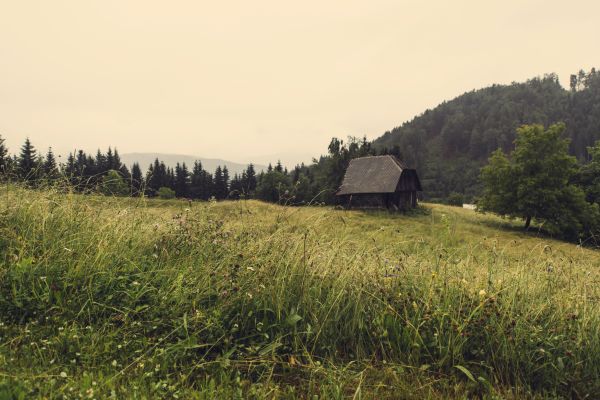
xmin=1 ymin=0 xmax=599 ymax=167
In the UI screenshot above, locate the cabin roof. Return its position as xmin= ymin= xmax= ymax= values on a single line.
xmin=337 ymin=155 xmax=419 ymax=196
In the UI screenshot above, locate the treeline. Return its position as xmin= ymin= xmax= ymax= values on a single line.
xmin=374 ymin=68 xmax=600 ymax=201
xmin=0 ymin=135 xmax=390 ymax=204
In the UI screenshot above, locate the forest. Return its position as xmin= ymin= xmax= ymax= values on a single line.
xmin=375 ymin=68 xmax=600 ymax=201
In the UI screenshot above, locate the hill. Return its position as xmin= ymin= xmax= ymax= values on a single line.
xmin=373 ymin=69 xmax=600 ymax=201
xmin=1 ymin=187 xmax=598 ymax=398
xmin=120 ymin=152 xmax=268 ymax=175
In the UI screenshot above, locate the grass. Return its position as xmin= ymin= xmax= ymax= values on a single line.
xmin=0 ymin=185 xmax=599 ymax=399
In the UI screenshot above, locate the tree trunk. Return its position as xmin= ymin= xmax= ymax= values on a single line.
xmin=524 ymin=215 xmax=532 ymax=230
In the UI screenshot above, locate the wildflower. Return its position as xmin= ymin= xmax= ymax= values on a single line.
xmin=112 ymin=360 xmax=118 ymax=367
xmin=479 ymin=289 xmax=487 ymax=297
xmin=132 ymin=281 xmax=140 ymax=286
xmin=60 ymin=371 xmax=67 ymax=378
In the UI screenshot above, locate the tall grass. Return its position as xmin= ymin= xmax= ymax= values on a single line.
xmin=0 ymin=185 xmax=599 ymax=398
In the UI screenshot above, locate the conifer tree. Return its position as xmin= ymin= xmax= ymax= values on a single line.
xmin=112 ymin=148 xmax=123 ymax=171
xmin=131 ymin=162 xmax=144 ymax=196
xmin=43 ymin=147 xmax=59 ymax=179
xmin=275 ymin=160 xmax=283 ymax=173
xmin=229 ymin=173 xmax=243 ymax=199
xmin=18 ymin=138 xmax=39 ymax=181
xmin=168 ymin=167 xmax=176 ymax=190
xmin=222 ymin=166 xmax=230 ymax=197
xmin=242 ymin=164 xmax=257 ymax=195
xmin=190 ymin=161 xmax=206 ymax=199
xmin=174 ymin=162 xmax=190 ymax=198
xmin=106 ymin=148 xmax=114 ymax=172
xmin=95 ymin=150 xmax=107 ymax=174
xmin=213 ymin=166 xmax=226 ymax=199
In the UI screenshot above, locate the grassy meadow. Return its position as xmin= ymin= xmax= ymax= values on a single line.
xmin=1 ymin=186 xmax=599 ymax=399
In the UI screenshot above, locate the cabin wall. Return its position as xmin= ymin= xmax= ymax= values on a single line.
xmin=340 ymin=191 xmax=418 ymax=210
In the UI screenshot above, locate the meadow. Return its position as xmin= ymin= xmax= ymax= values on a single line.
xmin=0 ymin=186 xmax=599 ymax=399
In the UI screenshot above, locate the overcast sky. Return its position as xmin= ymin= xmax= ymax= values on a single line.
xmin=1 ymin=0 xmax=599 ymax=166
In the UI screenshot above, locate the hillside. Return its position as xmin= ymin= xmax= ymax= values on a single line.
xmin=1 ymin=187 xmax=599 ymax=398
xmin=374 ymin=70 xmax=600 ymax=200
xmin=120 ymin=152 xmax=267 ymax=175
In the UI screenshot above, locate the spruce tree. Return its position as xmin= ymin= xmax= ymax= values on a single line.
xmin=95 ymin=150 xmax=107 ymax=174
xmin=18 ymin=138 xmax=39 ymax=181
xmin=190 ymin=161 xmax=205 ymax=199
xmin=243 ymin=164 xmax=257 ymax=195
xmin=229 ymin=173 xmax=242 ymax=199
xmin=106 ymin=148 xmax=114 ymax=172
xmin=213 ymin=166 xmax=225 ymax=200
xmin=131 ymin=163 xmax=144 ymax=196
xmin=174 ymin=162 xmax=190 ymax=198
xmin=43 ymin=147 xmax=59 ymax=179
xmin=222 ymin=166 xmax=230 ymax=197
xmin=275 ymin=160 xmax=283 ymax=173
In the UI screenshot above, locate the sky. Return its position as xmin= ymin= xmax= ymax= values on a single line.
xmin=1 ymin=0 xmax=599 ymax=167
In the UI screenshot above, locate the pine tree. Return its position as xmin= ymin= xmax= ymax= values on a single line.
xmin=229 ymin=173 xmax=243 ymax=199
xmin=43 ymin=147 xmax=59 ymax=179
xmin=131 ymin=162 xmax=144 ymax=196
xmin=18 ymin=138 xmax=39 ymax=181
xmin=275 ymin=160 xmax=283 ymax=173
xmin=112 ymin=148 xmax=123 ymax=171
xmin=190 ymin=161 xmax=207 ymax=199
xmin=174 ymin=162 xmax=190 ymax=198
xmin=95 ymin=150 xmax=107 ymax=174
xmin=222 ymin=166 xmax=230 ymax=197
xmin=243 ymin=164 xmax=257 ymax=195
xmin=146 ymin=159 xmax=168 ymax=196
xmin=106 ymin=148 xmax=114 ymax=172
xmin=213 ymin=166 xmax=227 ymax=200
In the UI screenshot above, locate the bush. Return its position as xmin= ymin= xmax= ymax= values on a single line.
xmin=447 ymin=192 xmax=464 ymax=207
xmin=157 ymin=186 xmax=176 ymax=199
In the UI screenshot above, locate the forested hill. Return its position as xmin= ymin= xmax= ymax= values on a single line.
xmin=373 ymin=69 xmax=600 ymax=201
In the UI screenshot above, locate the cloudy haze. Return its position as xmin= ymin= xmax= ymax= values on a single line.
xmin=1 ymin=0 xmax=599 ymax=166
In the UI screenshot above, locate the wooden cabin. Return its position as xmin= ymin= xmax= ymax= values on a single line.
xmin=336 ymin=155 xmax=422 ymax=210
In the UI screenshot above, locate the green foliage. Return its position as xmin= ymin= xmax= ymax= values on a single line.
xmin=479 ymin=123 xmax=599 ymax=240
xmin=100 ymin=170 xmax=130 ymax=196
xmin=157 ymin=186 xmax=176 ymax=199
xmin=255 ymin=170 xmax=292 ymax=203
xmin=447 ymin=192 xmax=464 ymax=207
xmin=576 ymin=140 xmax=600 ymax=204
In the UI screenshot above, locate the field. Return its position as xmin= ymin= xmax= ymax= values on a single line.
xmin=1 ymin=187 xmax=599 ymax=399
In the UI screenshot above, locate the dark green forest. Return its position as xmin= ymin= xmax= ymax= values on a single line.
xmin=374 ymin=69 xmax=600 ymax=201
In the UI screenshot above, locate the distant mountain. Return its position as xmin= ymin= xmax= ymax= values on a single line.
xmin=120 ymin=153 xmax=267 ymax=176
xmin=373 ymin=70 xmax=600 ymax=201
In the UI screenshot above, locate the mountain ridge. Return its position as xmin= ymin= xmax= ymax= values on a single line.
xmin=372 ymin=70 xmax=600 ymax=200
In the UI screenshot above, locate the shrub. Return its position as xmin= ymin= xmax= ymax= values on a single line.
xmin=157 ymin=186 xmax=176 ymax=199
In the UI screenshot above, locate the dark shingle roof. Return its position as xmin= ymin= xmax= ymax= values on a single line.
xmin=337 ymin=155 xmax=411 ymax=196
